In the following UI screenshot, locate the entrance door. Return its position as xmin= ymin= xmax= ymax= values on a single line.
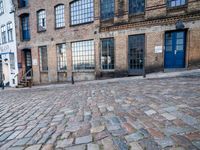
xmin=128 ymin=34 xmax=145 ymax=75
xmin=165 ymin=31 xmax=186 ymax=68
xmin=24 ymin=50 xmax=32 ymax=76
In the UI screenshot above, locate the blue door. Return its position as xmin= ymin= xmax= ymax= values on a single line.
xmin=165 ymin=31 xmax=186 ymax=68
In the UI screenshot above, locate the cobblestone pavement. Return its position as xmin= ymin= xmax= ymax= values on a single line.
xmin=0 ymin=72 xmax=200 ymax=150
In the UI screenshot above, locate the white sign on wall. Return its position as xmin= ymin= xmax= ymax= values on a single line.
xmin=32 ymin=59 xmax=38 ymax=66
xmin=155 ymin=46 xmax=162 ymax=53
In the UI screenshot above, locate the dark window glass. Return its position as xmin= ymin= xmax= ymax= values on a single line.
xmin=57 ymin=43 xmax=67 ymax=71
xmin=37 ymin=10 xmax=46 ymax=31
xmin=1 ymin=25 xmax=6 ymax=43
xmin=167 ymin=0 xmax=186 ymax=7
xmin=55 ymin=4 xmax=65 ymax=28
xmin=19 ymin=0 xmax=28 ymax=8
xmin=129 ymin=0 xmax=145 ymax=15
xmin=72 ymin=40 xmax=95 ymax=70
xmin=39 ymin=46 xmax=48 ymax=71
xmin=7 ymin=22 xmax=13 ymax=42
xmin=101 ymin=38 xmax=114 ymax=70
xmin=70 ymin=0 xmax=94 ymax=25
xmin=0 ymin=0 xmax=3 ymax=15
xmin=100 ymin=0 xmax=114 ymax=20
xmin=9 ymin=53 xmax=15 ymax=70
xmin=21 ymin=15 xmax=30 ymax=40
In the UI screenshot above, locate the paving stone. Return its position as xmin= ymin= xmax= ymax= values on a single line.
xmin=113 ymin=137 xmax=128 ymax=150
xmin=155 ymin=137 xmax=174 ymax=148
xmin=94 ymin=131 xmax=109 ymax=141
xmin=56 ymin=138 xmax=74 ymax=148
xmin=125 ymin=131 xmax=144 ymax=142
xmin=41 ymin=144 xmax=54 ymax=150
xmin=0 ymin=131 xmax=13 ymax=142
xmin=61 ymin=132 xmax=70 ymax=139
xmin=122 ymin=123 xmax=136 ymax=133
xmin=65 ymin=145 xmax=86 ymax=150
xmin=7 ymin=146 xmax=25 ymax=150
xmin=192 ymin=140 xmax=200 ymax=149
xmin=87 ymin=143 xmax=99 ymax=150
xmin=147 ymin=128 xmax=164 ymax=139
xmin=13 ymin=137 xmax=31 ymax=146
xmin=91 ymin=126 xmax=105 ymax=133
xmin=161 ymin=113 xmax=176 ymax=120
xmin=129 ymin=142 xmax=143 ymax=150
xmin=144 ymin=109 xmax=157 ymax=116
xmin=7 ymin=130 xmax=22 ymax=140
xmin=139 ymin=138 xmax=161 ymax=150
xmin=75 ymin=135 xmax=92 ymax=144
xmin=102 ymin=137 xmax=115 ymax=150
xmin=25 ymin=144 xmax=42 ymax=150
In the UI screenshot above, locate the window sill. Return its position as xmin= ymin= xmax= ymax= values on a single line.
xmin=129 ymin=12 xmax=145 ymax=18
xmin=37 ymin=30 xmax=46 ymax=33
xmin=55 ymin=26 xmax=65 ymax=30
xmin=167 ymin=4 xmax=188 ymax=12
xmin=72 ymin=70 xmax=95 ymax=73
xmin=100 ymin=18 xmax=114 ymax=23
xmin=21 ymin=39 xmax=30 ymax=42
xmin=58 ymin=71 xmax=67 ymax=73
xmin=18 ymin=6 xmax=29 ymax=9
xmin=70 ymin=21 xmax=94 ymax=27
xmin=40 ymin=71 xmax=48 ymax=73
xmin=100 ymin=69 xmax=115 ymax=72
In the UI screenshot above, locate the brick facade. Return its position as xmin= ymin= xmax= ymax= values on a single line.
xmin=14 ymin=0 xmax=200 ymax=84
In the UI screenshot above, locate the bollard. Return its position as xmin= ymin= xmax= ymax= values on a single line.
xmin=71 ymin=73 xmax=74 ymax=85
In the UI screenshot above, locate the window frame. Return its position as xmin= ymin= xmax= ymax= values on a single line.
xmin=166 ymin=0 xmax=187 ymax=8
xmin=56 ymin=43 xmax=67 ymax=72
xmin=7 ymin=22 xmax=13 ymax=42
xmin=39 ymin=46 xmax=48 ymax=72
xmin=100 ymin=0 xmax=115 ymax=21
xmin=128 ymin=0 xmax=145 ymax=16
xmin=72 ymin=39 xmax=95 ymax=71
xmin=21 ymin=14 xmax=30 ymax=41
xmin=55 ymin=4 xmax=65 ymax=29
xmin=69 ymin=0 xmax=94 ymax=26
xmin=0 ymin=0 xmax=4 ymax=15
xmin=100 ymin=38 xmax=115 ymax=71
xmin=37 ymin=9 xmax=46 ymax=32
xmin=1 ymin=25 xmax=6 ymax=44
xmin=18 ymin=0 xmax=28 ymax=8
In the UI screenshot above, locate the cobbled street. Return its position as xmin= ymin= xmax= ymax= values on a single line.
xmin=0 ymin=71 xmax=200 ymax=150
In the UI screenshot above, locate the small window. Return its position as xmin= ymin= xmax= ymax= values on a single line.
xmin=70 ymin=0 xmax=94 ymax=25
xmin=57 ymin=43 xmax=67 ymax=71
xmin=21 ymin=14 xmax=30 ymax=40
xmin=37 ymin=10 xmax=46 ymax=32
xmin=1 ymin=25 xmax=6 ymax=44
xmin=19 ymin=0 xmax=28 ymax=8
xmin=101 ymin=38 xmax=115 ymax=70
xmin=39 ymin=46 xmax=48 ymax=71
xmin=0 ymin=0 xmax=4 ymax=15
xmin=72 ymin=40 xmax=95 ymax=70
xmin=9 ymin=53 xmax=15 ymax=70
xmin=100 ymin=0 xmax=115 ymax=20
xmin=167 ymin=0 xmax=186 ymax=7
xmin=7 ymin=22 xmax=13 ymax=42
xmin=129 ymin=0 xmax=145 ymax=15
xmin=55 ymin=4 xmax=65 ymax=28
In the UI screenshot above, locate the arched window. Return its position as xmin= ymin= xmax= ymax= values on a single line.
xmin=70 ymin=0 xmax=94 ymax=25
xmin=55 ymin=4 xmax=65 ymax=28
xmin=37 ymin=10 xmax=46 ymax=32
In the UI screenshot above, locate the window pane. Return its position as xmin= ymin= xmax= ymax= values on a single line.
xmin=168 ymin=0 xmax=186 ymax=7
xmin=100 ymin=0 xmax=114 ymax=20
xmin=129 ymin=0 xmax=145 ymax=14
xmin=101 ymin=38 xmax=114 ymax=70
xmin=72 ymin=40 xmax=95 ymax=70
xmin=55 ymin=5 xmax=65 ymax=28
xmin=21 ymin=15 xmax=30 ymax=40
xmin=39 ymin=46 xmax=48 ymax=71
xmin=37 ymin=10 xmax=46 ymax=31
xmin=57 ymin=43 xmax=67 ymax=71
xmin=70 ymin=0 xmax=94 ymax=25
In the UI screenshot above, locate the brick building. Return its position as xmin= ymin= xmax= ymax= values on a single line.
xmin=14 ymin=0 xmax=200 ymax=84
